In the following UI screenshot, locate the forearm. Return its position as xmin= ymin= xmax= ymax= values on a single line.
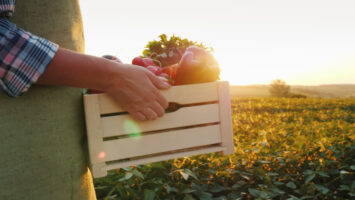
xmin=36 ymin=47 xmax=170 ymax=121
xmin=36 ymin=47 xmax=117 ymax=91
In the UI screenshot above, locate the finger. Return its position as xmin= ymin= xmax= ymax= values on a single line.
xmin=153 ymin=89 xmax=169 ymax=110
xmin=158 ymin=76 xmax=169 ymax=82
xmin=141 ymin=107 xmax=158 ymax=120
xmin=147 ymin=72 xmax=171 ymax=89
xmin=130 ymin=111 xmax=147 ymax=121
xmin=150 ymin=101 xmax=165 ymax=117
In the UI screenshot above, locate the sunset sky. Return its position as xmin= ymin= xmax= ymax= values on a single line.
xmin=79 ymin=0 xmax=355 ymax=86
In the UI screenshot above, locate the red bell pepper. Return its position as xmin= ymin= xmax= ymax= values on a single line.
xmin=174 ymin=46 xmax=220 ymax=85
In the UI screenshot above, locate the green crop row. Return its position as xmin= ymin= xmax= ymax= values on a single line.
xmin=94 ymin=98 xmax=355 ymax=200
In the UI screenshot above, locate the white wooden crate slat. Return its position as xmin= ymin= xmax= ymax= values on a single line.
xmin=98 ymin=81 xmax=218 ymax=114
xmin=103 ymin=125 xmax=221 ymax=161
xmin=83 ymin=94 xmax=105 ymax=166
xmin=83 ymin=81 xmax=235 ymax=178
xmin=217 ymin=81 xmax=235 ymax=155
xmin=104 ymin=146 xmax=226 ymax=171
xmin=102 ymin=103 xmax=219 ymax=137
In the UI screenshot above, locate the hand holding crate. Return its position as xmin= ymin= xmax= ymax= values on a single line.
xmin=84 ymin=81 xmax=234 ymax=178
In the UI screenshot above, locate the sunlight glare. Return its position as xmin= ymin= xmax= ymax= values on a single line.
xmin=124 ymin=119 xmax=142 ymax=139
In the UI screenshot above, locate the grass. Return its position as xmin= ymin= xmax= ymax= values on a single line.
xmin=94 ymin=98 xmax=355 ymax=200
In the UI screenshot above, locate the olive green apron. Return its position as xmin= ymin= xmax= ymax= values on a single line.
xmin=0 ymin=0 xmax=96 ymax=199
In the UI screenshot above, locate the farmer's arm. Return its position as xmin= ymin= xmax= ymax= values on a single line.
xmin=0 ymin=16 xmax=169 ymax=121
xmin=37 ymin=47 xmax=170 ymax=121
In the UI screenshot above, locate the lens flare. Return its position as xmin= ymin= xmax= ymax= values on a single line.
xmin=98 ymin=151 xmax=106 ymax=159
xmin=124 ymin=119 xmax=142 ymax=139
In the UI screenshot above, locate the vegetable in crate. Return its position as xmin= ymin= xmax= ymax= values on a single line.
xmin=131 ymin=57 xmax=168 ymax=78
xmin=160 ymin=46 xmax=220 ymax=85
xmin=132 ymin=56 xmax=160 ymax=68
xmin=174 ymin=46 xmax=220 ymax=85
xmin=162 ymin=63 xmax=178 ymax=84
xmin=142 ymin=34 xmax=219 ymax=85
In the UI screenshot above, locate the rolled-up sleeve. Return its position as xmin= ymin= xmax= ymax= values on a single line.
xmin=0 ymin=18 xmax=58 ymax=97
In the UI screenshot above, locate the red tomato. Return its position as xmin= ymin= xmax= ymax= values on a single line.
xmin=132 ymin=57 xmax=145 ymax=67
xmin=143 ymin=58 xmax=157 ymax=67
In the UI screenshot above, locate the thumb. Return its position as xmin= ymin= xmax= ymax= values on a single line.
xmin=147 ymin=72 xmax=171 ymax=89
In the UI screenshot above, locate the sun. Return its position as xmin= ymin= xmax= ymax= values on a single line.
xmin=215 ymin=52 xmax=275 ymax=86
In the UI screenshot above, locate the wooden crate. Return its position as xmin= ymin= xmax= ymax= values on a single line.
xmin=83 ymin=81 xmax=234 ymax=178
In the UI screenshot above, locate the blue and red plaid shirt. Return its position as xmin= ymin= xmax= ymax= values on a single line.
xmin=0 ymin=0 xmax=58 ymax=97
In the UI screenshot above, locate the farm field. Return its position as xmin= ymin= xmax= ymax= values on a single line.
xmin=94 ymin=98 xmax=355 ymax=200
xmin=230 ymin=84 xmax=355 ymax=98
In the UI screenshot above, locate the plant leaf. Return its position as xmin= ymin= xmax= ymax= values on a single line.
xmin=144 ymin=189 xmax=155 ymax=200
xmin=267 ymin=172 xmax=279 ymax=176
xmin=314 ymin=184 xmax=329 ymax=194
xmin=248 ymin=188 xmax=261 ymax=197
xmin=303 ymin=169 xmax=314 ymax=175
xmin=286 ymin=182 xmax=297 ymax=189
xmin=183 ymin=194 xmax=196 ymax=200
xmin=133 ymin=170 xmax=144 ymax=179
xmin=210 ymin=184 xmax=226 ymax=193
xmin=214 ymin=196 xmax=227 ymax=200
xmin=317 ymin=171 xmax=330 ymax=178
xmin=180 ymin=171 xmax=189 ymax=180
xmin=305 ymin=174 xmax=316 ymax=184
xmin=340 ymin=170 xmax=350 ymax=174
xmin=184 ymin=169 xmax=199 ymax=180
xmin=166 ymin=185 xmax=178 ymax=194
xmin=339 ymin=185 xmax=350 ymax=191
xmin=182 ymin=188 xmax=195 ymax=194
xmin=196 ymin=191 xmax=213 ymax=200
xmin=258 ymin=160 xmax=270 ymax=164
xmin=270 ymin=187 xmax=285 ymax=195
xmin=286 ymin=195 xmax=301 ymax=200
xmin=118 ymin=172 xmax=133 ymax=182
xmin=241 ymin=175 xmax=250 ymax=181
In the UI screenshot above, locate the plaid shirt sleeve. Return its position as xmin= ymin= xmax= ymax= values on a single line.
xmin=0 ymin=1 xmax=59 ymax=97
xmin=0 ymin=0 xmax=14 ymax=13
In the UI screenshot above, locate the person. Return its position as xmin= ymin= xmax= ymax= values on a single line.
xmin=0 ymin=0 xmax=170 ymax=199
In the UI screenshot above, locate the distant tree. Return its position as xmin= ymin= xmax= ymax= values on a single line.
xmin=142 ymin=34 xmax=212 ymax=67
xmin=269 ymin=79 xmax=291 ymax=97
xmin=289 ymin=93 xmax=307 ymax=98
